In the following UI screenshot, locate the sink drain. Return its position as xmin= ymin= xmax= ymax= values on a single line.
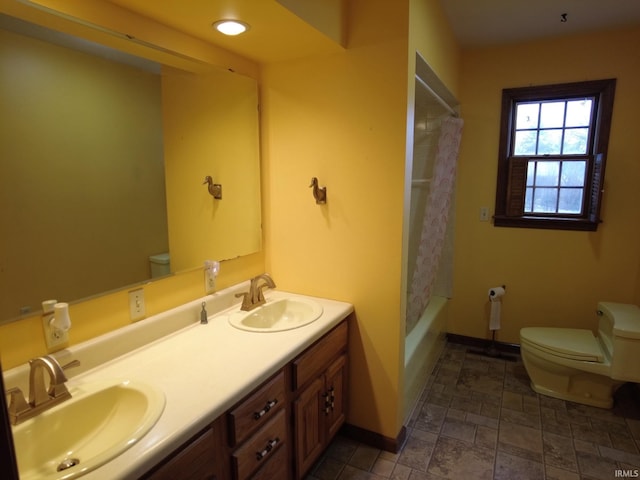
xmin=57 ymin=458 xmax=80 ymax=472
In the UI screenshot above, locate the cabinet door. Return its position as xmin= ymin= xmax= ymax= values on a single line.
xmin=294 ymin=376 xmax=325 ymax=478
xmin=325 ymin=354 xmax=348 ymax=440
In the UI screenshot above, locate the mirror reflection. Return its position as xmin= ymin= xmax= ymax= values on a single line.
xmin=0 ymin=14 xmax=262 ymax=324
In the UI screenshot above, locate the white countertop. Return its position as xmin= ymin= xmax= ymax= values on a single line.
xmin=5 ymin=286 xmax=353 ymax=480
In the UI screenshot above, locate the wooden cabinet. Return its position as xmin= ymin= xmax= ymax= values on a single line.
xmin=292 ymin=322 xmax=348 ymax=479
xmin=142 ymin=318 xmax=349 ymax=480
xmin=142 ymin=419 xmax=227 ymax=480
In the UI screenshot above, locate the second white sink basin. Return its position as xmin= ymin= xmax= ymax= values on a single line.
xmin=228 ymin=297 xmax=323 ymax=332
xmin=12 ymin=379 xmax=165 ymax=480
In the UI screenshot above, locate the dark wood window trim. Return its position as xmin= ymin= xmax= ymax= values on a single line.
xmin=494 ymin=79 xmax=616 ymax=231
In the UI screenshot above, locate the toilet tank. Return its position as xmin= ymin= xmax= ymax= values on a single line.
xmin=597 ymin=302 xmax=640 ymax=382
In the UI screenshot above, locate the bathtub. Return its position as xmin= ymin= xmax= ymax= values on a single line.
xmin=404 ymin=295 xmax=448 ymax=423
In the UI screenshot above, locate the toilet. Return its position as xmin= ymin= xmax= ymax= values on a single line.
xmin=520 ymin=302 xmax=640 ymax=408
xmin=149 ymin=252 xmax=171 ymax=278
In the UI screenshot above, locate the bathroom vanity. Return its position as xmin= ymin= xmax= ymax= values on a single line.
xmin=143 ymin=320 xmax=348 ymax=480
xmin=3 ymin=283 xmax=353 ymax=480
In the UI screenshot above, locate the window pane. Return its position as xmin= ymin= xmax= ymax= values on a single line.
xmin=525 ymin=187 xmax=533 ymax=212
xmin=526 ymin=161 xmax=535 ymax=186
xmin=565 ymin=99 xmax=592 ymax=127
xmin=540 ymin=101 xmax=565 ymax=128
xmin=560 ymin=161 xmax=586 ymax=186
xmin=558 ymin=188 xmax=583 ymax=214
xmin=535 ymin=161 xmax=559 ymax=186
xmin=533 ymin=188 xmax=558 ymax=212
xmin=514 ymin=130 xmax=537 ymax=155
xmin=537 ymin=129 xmax=562 ymax=154
xmin=516 ymin=103 xmax=539 ymax=129
xmin=562 ymin=128 xmax=589 ymax=154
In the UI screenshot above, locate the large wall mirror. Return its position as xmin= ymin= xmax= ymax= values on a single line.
xmin=0 ymin=10 xmax=262 ymax=324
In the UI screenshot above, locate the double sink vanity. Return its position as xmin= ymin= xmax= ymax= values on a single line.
xmin=3 ymin=277 xmax=354 ymax=479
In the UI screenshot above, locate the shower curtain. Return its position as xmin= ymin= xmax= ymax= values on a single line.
xmin=406 ymin=116 xmax=463 ymax=332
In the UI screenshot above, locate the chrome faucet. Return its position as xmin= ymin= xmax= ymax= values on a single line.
xmin=236 ymin=273 xmax=276 ymax=311
xmin=6 ymin=355 xmax=80 ymax=425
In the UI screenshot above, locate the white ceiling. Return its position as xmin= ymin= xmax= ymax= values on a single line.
xmin=439 ymin=0 xmax=640 ymax=47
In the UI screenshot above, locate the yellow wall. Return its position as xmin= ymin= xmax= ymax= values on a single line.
xmin=409 ymin=0 xmax=460 ymax=96
xmin=450 ymin=27 xmax=640 ymax=343
xmin=261 ymin=0 xmax=409 ymax=439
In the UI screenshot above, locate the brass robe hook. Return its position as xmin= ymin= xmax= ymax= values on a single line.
xmin=309 ymin=177 xmax=327 ymax=204
xmin=203 ymin=176 xmax=222 ymax=199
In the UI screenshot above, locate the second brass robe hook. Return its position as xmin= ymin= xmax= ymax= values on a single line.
xmin=203 ymin=176 xmax=222 ymax=199
xmin=309 ymin=177 xmax=327 ymax=204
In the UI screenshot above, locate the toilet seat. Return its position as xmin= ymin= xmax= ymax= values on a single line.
xmin=520 ymin=327 xmax=604 ymax=363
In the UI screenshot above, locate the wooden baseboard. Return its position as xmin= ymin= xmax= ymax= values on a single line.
xmin=340 ymin=423 xmax=407 ymax=453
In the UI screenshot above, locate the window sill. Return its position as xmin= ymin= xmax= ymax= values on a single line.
xmin=493 ymin=215 xmax=600 ymax=231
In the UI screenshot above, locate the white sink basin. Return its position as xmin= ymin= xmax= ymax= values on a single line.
xmin=12 ymin=379 xmax=165 ymax=480
xmin=228 ymin=297 xmax=323 ymax=332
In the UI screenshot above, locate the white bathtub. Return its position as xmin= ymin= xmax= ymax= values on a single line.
xmin=404 ymin=295 xmax=448 ymax=423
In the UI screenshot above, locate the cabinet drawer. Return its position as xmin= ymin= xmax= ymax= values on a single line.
xmin=228 ymin=370 xmax=286 ymax=446
xmin=293 ymin=321 xmax=347 ymax=390
xmin=143 ymin=426 xmax=216 ymax=480
xmin=231 ymin=408 xmax=287 ymax=480
xmin=251 ymin=442 xmax=289 ymax=480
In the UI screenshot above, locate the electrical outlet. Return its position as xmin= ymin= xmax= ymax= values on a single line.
xmin=204 ymin=269 xmax=216 ymax=294
xmin=42 ymin=315 xmax=68 ymax=349
xmin=129 ymin=288 xmax=146 ymax=321
xmin=480 ymin=206 xmax=490 ymax=222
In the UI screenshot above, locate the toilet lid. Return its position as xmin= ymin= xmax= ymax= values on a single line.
xmin=520 ymin=327 xmax=604 ymax=362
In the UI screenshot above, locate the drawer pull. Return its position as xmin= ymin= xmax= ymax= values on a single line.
xmin=253 ymin=399 xmax=278 ymax=420
xmin=255 ymin=438 xmax=279 ymax=461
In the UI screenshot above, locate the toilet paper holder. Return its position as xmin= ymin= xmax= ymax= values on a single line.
xmin=469 ymin=284 xmax=516 ymax=361
xmin=489 ymin=285 xmax=506 ymax=298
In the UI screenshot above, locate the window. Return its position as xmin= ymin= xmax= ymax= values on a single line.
xmin=494 ymin=79 xmax=616 ymax=231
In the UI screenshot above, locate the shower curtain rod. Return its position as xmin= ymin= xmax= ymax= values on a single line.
xmin=415 ymin=75 xmax=458 ymax=118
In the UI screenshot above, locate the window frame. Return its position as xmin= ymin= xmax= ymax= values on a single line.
xmin=494 ymin=79 xmax=616 ymax=231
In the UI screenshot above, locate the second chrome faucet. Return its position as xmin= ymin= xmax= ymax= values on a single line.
xmin=236 ymin=274 xmax=276 ymax=311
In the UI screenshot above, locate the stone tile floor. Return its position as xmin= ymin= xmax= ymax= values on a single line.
xmin=305 ymin=342 xmax=640 ymax=480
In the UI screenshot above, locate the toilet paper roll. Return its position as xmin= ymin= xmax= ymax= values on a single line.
xmin=488 ymin=286 xmax=505 ymax=331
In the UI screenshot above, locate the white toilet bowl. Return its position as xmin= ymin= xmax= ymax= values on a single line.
xmin=520 ymin=302 xmax=640 ymax=408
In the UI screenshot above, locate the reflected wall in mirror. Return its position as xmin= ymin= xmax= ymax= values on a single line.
xmin=0 ymin=14 xmax=262 ymax=324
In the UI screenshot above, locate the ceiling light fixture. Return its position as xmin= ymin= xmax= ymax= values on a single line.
xmin=212 ymin=20 xmax=249 ymax=36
